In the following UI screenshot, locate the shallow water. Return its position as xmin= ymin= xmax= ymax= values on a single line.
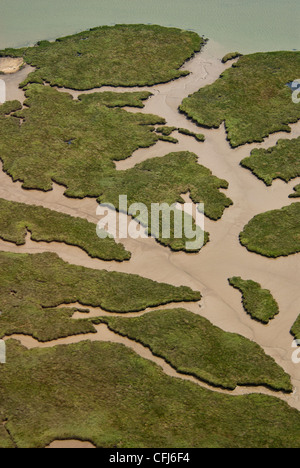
xmin=0 ymin=0 xmax=299 ymax=53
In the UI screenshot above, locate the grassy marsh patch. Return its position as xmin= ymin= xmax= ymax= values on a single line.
xmin=290 ymin=184 xmax=300 ymax=198
xmin=291 ymin=315 xmax=300 ymax=341
xmin=0 ymin=251 xmax=200 ymax=341
xmin=180 ymin=52 xmax=300 ymax=147
xmin=97 ymin=151 xmax=232 ymax=252
xmin=155 ymin=126 xmax=177 ymax=136
xmin=241 ymin=137 xmax=300 ymax=186
xmin=0 ymin=85 xmax=164 ymax=196
xmin=1 ymin=339 xmax=300 ymax=448
xmin=96 ymin=308 xmax=291 ymax=391
xmin=0 ymin=87 xmax=231 ymax=252
xmin=0 ymin=24 xmax=204 ymax=89
xmin=240 ymin=203 xmax=300 ymax=258
xmin=0 ymin=198 xmax=130 ymax=261
xmin=78 ymin=91 xmax=152 ymax=108
xmin=228 ymin=277 xmax=279 ymax=324
xmin=178 ymin=128 xmax=205 ymax=141
xmin=221 ymin=52 xmax=243 ymax=63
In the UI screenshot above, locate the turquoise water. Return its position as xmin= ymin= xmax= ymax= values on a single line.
xmin=0 ymin=0 xmax=299 ymax=53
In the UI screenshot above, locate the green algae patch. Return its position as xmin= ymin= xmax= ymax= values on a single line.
xmin=155 ymin=126 xmax=177 ymax=136
xmin=158 ymin=135 xmax=179 ymax=144
xmin=240 ymin=203 xmax=300 ymax=258
xmin=0 ymin=24 xmax=204 ymax=90
xmin=228 ymin=277 xmax=279 ymax=324
xmin=96 ymin=308 xmax=292 ymax=392
xmin=0 ymin=251 xmax=200 ymax=341
xmin=1 ymin=339 xmax=299 ymax=448
xmin=222 ymin=52 xmax=243 ymax=63
xmin=178 ymin=128 xmax=205 ymax=141
xmin=0 ymin=424 xmax=15 ymax=448
xmin=291 ymin=315 xmax=300 ymax=341
xmin=0 ymin=198 xmax=130 ymax=261
xmin=180 ymin=52 xmax=300 ymax=147
xmin=0 ymin=85 xmax=164 ymax=196
xmin=290 ymin=184 xmax=300 ymax=198
xmin=96 ymin=151 xmax=233 ymax=252
xmin=241 ymin=137 xmax=300 ymax=186
xmin=98 ymin=152 xmax=232 ymax=222
xmin=0 ymin=86 xmax=232 ymax=252
xmin=156 ymin=126 xmax=205 ymax=142
xmin=78 ymin=91 xmax=152 ymax=108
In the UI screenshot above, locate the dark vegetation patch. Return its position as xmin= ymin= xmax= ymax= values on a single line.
xmin=1 ymin=339 xmax=300 ymax=448
xmin=290 ymin=184 xmax=300 ymax=198
xmin=0 ymin=24 xmax=204 ymax=89
xmin=0 ymin=198 xmax=130 ymax=261
xmin=180 ymin=52 xmax=300 ymax=147
xmin=178 ymin=128 xmax=205 ymax=141
xmin=97 ymin=152 xmax=232 ymax=252
xmin=0 ymin=85 xmax=164 ymax=196
xmin=291 ymin=315 xmax=300 ymax=341
xmin=0 ymin=251 xmax=200 ymax=341
xmin=0 ymin=87 xmax=231 ymax=252
xmin=157 ymin=135 xmax=179 ymax=144
xmin=228 ymin=277 xmax=279 ymax=324
xmin=78 ymin=91 xmax=152 ymax=108
xmin=241 ymin=137 xmax=300 ymax=186
xmin=240 ymin=203 xmax=300 ymax=258
xmin=155 ymin=126 xmax=177 ymax=136
xmin=222 ymin=52 xmax=243 ymax=63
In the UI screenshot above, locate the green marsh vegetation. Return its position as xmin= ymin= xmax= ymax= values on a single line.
xmin=290 ymin=184 xmax=300 ymax=198
xmin=97 ymin=152 xmax=233 ymax=252
xmin=98 ymin=152 xmax=232 ymax=221
xmin=240 ymin=203 xmax=300 ymax=258
xmin=156 ymin=128 xmax=179 ymax=143
xmin=228 ymin=277 xmax=279 ymax=324
xmin=0 ymin=85 xmax=164 ymax=196
xmin=155 ymin=126 xmax=177 ymax=136
xmin=0 ymin=424 xmax=14 ymax=449
xmin=180 ymin=52 xmax=300 ymax=147
xmin=0 ymin=23 xmax=299 ymax=449
xmin=96 ymin=308 xmax=292 ymax=392
xmin=178 ymin=128 xmax=205 ymax=141
xmin=241 ymin=137 xmax=300 ymax=186
xmin=0 ymin=100 xmax=22 ymax=116
xmin=0 ymin=24 xmax=204 ymax=90
xmin=78 ymin=90 xmax=153 ymax=108
xmin=0 ymin=251 xmax=200 ymax=341
xmin=291 ymin=315 xmax=300 ymax=341
xmin=221 ymin=52 xmax=243 ymax=63
xmin=0 ymin=198 xmax=130 ymax=261
xmin=1 ymin=339 xmax=300 ymax=448
xmin=155 ymin=126 xmax=205 ymax=143
xmin=157 ymin=135 xmax=179 ymax=144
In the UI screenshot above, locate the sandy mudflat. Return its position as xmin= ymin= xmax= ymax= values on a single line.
xmin=1 ymin=40 xmax=300 ymax=423
xmin=0 ymin=57 xmax=24 ymax=74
